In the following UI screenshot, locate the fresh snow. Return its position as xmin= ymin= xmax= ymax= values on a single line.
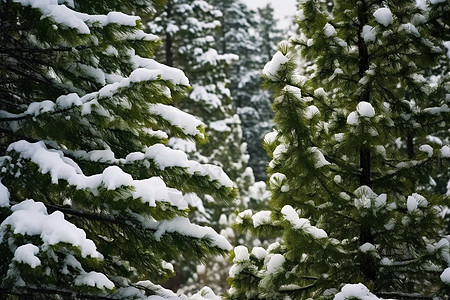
xmin=251 ymin=247 xmax=268 ymax=260
xmin=266 ymin=254 xmax=285 ymax=274
xmin=0 ymin=180 xmax=9 ymax=207
xmin=441 ymin=267 xmax=450 ymax=283
xmin=407 ymin=193 xmax=428 ymax=213
xmin=190 ymin=84 xmax=222 ymax=108
xmin=263 ymin=51 xmax=289 ymax=79
xmin=309 ymin=147 xmax=331 ymax=168
xmin=375 ymin=194 xmax=387 ymax=208
xmin=270 ymin=172 xmax=287 ymax=185
xmin=347 ymin=102 xmax=375 ymax=125
xmin=74 ymin=271 xmax=115 ymax=290
xmin=8 ymin=141 xmax=234 ymax=209
xmin=132 ymin=56 xmax=189 ymax=86
xmin=233 ymin=245 xmax=250 ymax=262
xmin=152 ymin=217 xmax=232 ymax=251
xmin=235 ymin=209 xmax=252 ymax=224
xmin=354 ymin=186 xmax=378 ymax=210
xmin=373 ymin=7 xmax=393 ymax=27
xmin=360 ymin=243 xmax=375 ymax=253
xmin=2 ymin=200 xmax=100 ymax=258
xmin=296 ymin=9 xmax=305 ymax=21
xmin=346 ymin=111 xmax=359 ymax=125
xmin=362 ymin=25 xmax=377 ymax=42
xmin=305 ymin=105 xmax=320 ymax=119
xmin=264 ymin=131 xmax=278 ymax=145
xmin=441 ymin=145 xmax=450 ymax=158
xmin=1 ymin=65 xmax=192 ymax=138
xmin=252 ymin=211 xmax=272 ymax=227
xmin=13 ymin=0 xmax=140 ymax=34
xmin=357 ymin=101 xmax=375 ymax=118
xmin=273 ymin=144 xmax=288 ymax=160
xmin=13 ymin=244 xmax=41 ymax=268
xmin=334 ymin=175 xmax=342 ymax=184
xmin=323 ymin=23 xmax=337 ymax=37
xmin=148 ymin=103 xmax=205 ymax=138
xmin=333 ymin=283 xmax=380 ymax=300
xmin=281 ymin=205 xmax=328 ymax=239
xmin=400 ymin=23 xmax=420 ymax=37
xmin=418 ymin=144 xmax=433 ymax=157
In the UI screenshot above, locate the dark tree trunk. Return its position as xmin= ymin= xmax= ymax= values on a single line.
xmin=165 ymin=0 xmax=173 ymax=67
xmin=357 ymin=2 xmax=377 ymax=286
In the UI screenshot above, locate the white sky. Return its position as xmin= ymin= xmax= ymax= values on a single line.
xmin=242 ymin=0 xmax=297 ymax=29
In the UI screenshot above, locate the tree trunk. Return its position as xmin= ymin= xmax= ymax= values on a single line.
xmin=357 ymin=2 xmax=377 ymax=285
xmin=165 ymin=0 xmax=173 ymax=67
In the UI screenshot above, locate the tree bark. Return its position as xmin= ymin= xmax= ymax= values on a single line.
xmin=357 ymin=2 xmax=377 ymax=285
xmin=165 ymin=0 xmax=173 ymax=67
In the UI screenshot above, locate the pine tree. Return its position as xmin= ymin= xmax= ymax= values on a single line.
xmin=228 ymin=0 xmax=450 ymax=299
xmin=148 ymin=0 xmax=250 ymax=212
xmin=210 ymin=0 xmax=285 ymax=181
xmin=0 ymin=0 xmax=235 ymax=298
xmin=147 ymin=0 xmax=254 ymax=294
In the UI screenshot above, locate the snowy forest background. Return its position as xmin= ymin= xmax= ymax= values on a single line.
xmin=0 ymin=0 xmax=449 ymax=299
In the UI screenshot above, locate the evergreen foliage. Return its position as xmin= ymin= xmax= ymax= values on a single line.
xmin=0 ymin=0 xmax=235 ymax=298
xmin=148 ymin=0 xmax=251 ymax=213
xmin=228 ymin=0 xmax=450 ymax=299
xmin=211 ymin=0 xmax=284 ymax=182
xmin=147 ymin=0 xmax=256 ymax=295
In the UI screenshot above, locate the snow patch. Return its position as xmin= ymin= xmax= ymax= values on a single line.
xmin=235 ymin=209 xmax=252 ymax=224
xmin=309 ymin=147 xmax=330 ymax=168
xmin=149 ymin=104 xmax=204 ymax=138
xmin=13 ymin=0 xmax=140 ymax=34
xmin=75 ymin=271 xmax=115 ymax=290
xmin=373 ymin=7 xmax=393 ymax=27
xmin=362 ymin=25 xmax=377 ymax=42
xmin=323 ymin=23 xmax=337 ymax=37
xmin=233 ymin=245 xmax=249 ymax=262
xmin=252 ymin=247 xmax=268 ymax=260
xmin=2 ymin=200 xmax=100 ymax=258
xmin=152 ymin=217 xmax=231 ymax=251
xmin=252 ymin=211 xmax=272 ymax=227
xmin=418 ymin=144 xmax=433 ymax=157
xmin=346 ymin=112 xmax=359 ymax=125
xmin=333 ymin=283 xmax=380 ymax=300
xmin=266 ymin=254 xmax=285 ymax=274
xmin=357 ymin=101 xmax=375 ymax=117
xmin=13 ymin=244 xmax=41 ymax=268
xmin=407 ymin=193 xmax=428 ymax=213
xmin=264 ymin=131 xmax=278 ymax=145
xmin=441 ymin=267 xmax=450 ymax=283
xmin=263 ymin=51 xmax=289 ymax=79
xmin=360 ymin=243 xmax=375 ymax=253
xmin=441 ymin=145 xmax=450 ymax=158
xmin=281 ymin=205 xmax=327 ymax=239
xmin=305 ymin=105 xmax=320 ymax=119
xmin=0 ymin=180 xmax=10 ymax=207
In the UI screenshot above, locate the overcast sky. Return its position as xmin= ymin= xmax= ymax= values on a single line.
xmin=242 ymin=0 xmax=297 ymax=29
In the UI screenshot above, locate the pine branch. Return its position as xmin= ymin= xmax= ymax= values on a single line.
xmin=0 ymin=287 xmax=115 ymax=299
xmin=378 ymin=292 xmax=433 ymax=300
xmin=0 ymin=45 xmax=89 ymax=53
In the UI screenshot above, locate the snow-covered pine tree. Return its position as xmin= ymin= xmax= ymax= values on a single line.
xmin=148 ymin=0 xmax=251 ymax=219
xmin=256 ymin=4 xmax=285 ymax=65
xmin=228 ymin=0 xmax=450 ymax=299
xmin=0 ymin=0 xmax=235 ymax=298
xmin=147 ymin=0 xmax=254 ymax=294
xmin=210 ymin=0 xmax=280 ymax=182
